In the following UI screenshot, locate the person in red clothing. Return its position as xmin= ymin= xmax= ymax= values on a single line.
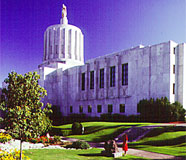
xmin=122 ymin=133 xmax=128 ymax=156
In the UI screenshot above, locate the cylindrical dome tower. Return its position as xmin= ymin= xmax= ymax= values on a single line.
xmin=41 ymin=4 xmax=84 ymax=70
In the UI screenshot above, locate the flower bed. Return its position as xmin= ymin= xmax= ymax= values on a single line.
xmin=0 ymin=133 xmax=12 ymax=143
xmin=28 ymin=135 xmax=63 ymax=145
xmin=0 ymin=149 xmax=30 ymax=160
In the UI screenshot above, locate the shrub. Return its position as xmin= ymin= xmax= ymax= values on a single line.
xmin=137 ymin=97 xmax=186 ymax=122
xmin=53 ymin=135 xmax=61 ymax=143
xmin=30 ymin=138 xmax=38 ymax=144
xmin=100 ymin=113 xmax=129 ymax=122
xmin=49 ymin=128 xmax=72 ymax=136
xmin=72 ymin=122 xmax=83 ymax=135
xmin=65 ymin=140 xmax=90 ymax=149
xmin=0 ymin=149 xmax=30 ymax=160
xmin=0 ymin=133 xmax=12 ymax=143
xmin=49 ymin=138 xmax=55 ymax=144
xmin=69 ymin=114 xmax=87 ymax=122
xmin=127 ymin=115 xmax=140 ymax=122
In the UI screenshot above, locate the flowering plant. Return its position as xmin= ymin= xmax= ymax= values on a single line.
xmin=0 ymin=149 xmax=30 ymax=160
xmin=0 ymin=133 xmax=12 ymax=143
xmin=30 ymin=136 xmax=49 ymax=144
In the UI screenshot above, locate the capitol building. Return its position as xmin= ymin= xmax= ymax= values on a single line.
xmin=38 ymin=5 xmax=186 ymax=117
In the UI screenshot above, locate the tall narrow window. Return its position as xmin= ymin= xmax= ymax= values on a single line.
xmin=55 ymin=45 xmax=58 ymax=54
xmin=88 ymin=105 xmax=92 ymax=113
xmin=173 ymin=83 xmax=175 ymax=94
xmin=70 ymin=106 xmax=73 ymax=113
xmin=97 ymin=105 xmax=102 ymax=113
xmin=68 ymin=29 xmax=72 ymax=58
xmin=90 ymin=71 xmax=94 ymax=89
xmin=173 ymin=65 xmax=175 ymax=74
xmin=110 ymin=66 xmax=115 ymax=87
xmin=122 ymin=63 xmax=128 ymax=85
xmin=82 ymin=73 xmax=85 ymax=90
xmin=173 ymin=47 xmax=176 ymax=54
xmin=100 ymin=68 xmax=104 ymax=88
xmin=108 ymin=104 xmax=113 ymax=113
xmin=62 ymin=29 xmax=65 ymax=58
xmin=79 ymin=105 xmax=83 ymax=113
xmin=120 ymin=104 xmax=125 ymax=113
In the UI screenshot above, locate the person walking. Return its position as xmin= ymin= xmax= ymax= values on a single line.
xmin=122 ymin=133 xmax=128 ymax=156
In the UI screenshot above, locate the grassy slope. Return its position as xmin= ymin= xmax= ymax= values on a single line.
xmin=128 ymin=126 xmax=186 ymax=157
xmin=54 ymin=122 xmax=157 ymax=142
xmin=24 ymin=148 xmax=148 ymax=160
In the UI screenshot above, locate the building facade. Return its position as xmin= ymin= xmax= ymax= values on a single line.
xmin=38 ymin=5 xmax=186 ymax=117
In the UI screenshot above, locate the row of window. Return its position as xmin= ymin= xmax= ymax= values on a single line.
xmin=69 ymin=104 xmax=125 ymax=113
xmin=82 ymin=63 xmax=128 ymax=90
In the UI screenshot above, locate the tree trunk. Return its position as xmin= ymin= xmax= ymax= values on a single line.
xmin=20 ymin=139 xmax=23 ymax=160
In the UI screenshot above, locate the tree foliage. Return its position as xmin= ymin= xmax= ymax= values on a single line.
xmin=137 ymin=97 xmax=185 ymax=122
xmin=0 ymin=71 xmax=52 ymax=159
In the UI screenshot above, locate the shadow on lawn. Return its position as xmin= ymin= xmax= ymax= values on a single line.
xmin=78 ymin=153 xmax=103 ymax=157
xmin=144 ymin=126 xmax=186 ymax=138
xmin=129 ymin=135 xmax=186 ymax=146
xmin=91 ymin=126 xmax=131 ymax=142
xmin=84 ymin=124 xmax=135 ymax=134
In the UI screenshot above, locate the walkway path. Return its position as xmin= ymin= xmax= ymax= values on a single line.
xmin=128 ymin=148 xmax=181 ymax=159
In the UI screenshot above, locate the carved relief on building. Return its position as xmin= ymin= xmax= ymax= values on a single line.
xmin=98 ymin=89 xmax=104 ymax=99
xmin=108 ymin=89 xmax=113 ymax=97
xmin=120 ymin=87 xmax=128 ymax=97
xmin=89 ymin=90 xmax=94 ymax=99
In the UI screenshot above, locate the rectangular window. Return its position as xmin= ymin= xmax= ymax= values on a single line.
xmin=68 ymin=30 xmax=72 ymax=58
xmin=90 ymin=71 xmax=94 ymax=89
xmin=120 ymin=104 xmax=125 ymax=113
xmin=70 ymin=106 xmax=73 ymax=113
xmin=82 ymin=73 xmax=85 ymax=90
xmin=110 ymin=66 xmax=115 ymax=87
xmin=108 ymin=104 xmax=113 ymax=113
xmin=173 ymin=47 xmax=176 ymax=54
xmin=88 ymin=105 xmax=92 ymax=113
xmin=97 ymin=105 xmax=102 ymax=113
xmin=100 ymin=68 xmax=104 ymax=88
xmin=79 ymin=105 xmax=83 ymax=113
xmin=55 ymin=45 xmax=58 ymax=54
xmin=50 ymin=46 xmax=52 ymax=55
xmin=173 ymin=65 xmax=175 ymax=74
xmin=122 ymin=63 xmax=128 ymax=85
xmin=173 ymin=83 xmax=175 ymax=94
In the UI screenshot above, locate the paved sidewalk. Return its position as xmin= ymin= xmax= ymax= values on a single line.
xmin=87 ymin=141 xmax=182 ymax=160
xmin=128 ymin=148 xmax=177 ymax=159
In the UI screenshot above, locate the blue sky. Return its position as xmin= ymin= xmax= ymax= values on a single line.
xmin=0 ymin=0 xmax=186 ymax=87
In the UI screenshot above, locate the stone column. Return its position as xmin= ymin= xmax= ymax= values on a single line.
xmin=116 ymin=55 xmax=120 ymax=98
xmin=105 ymin=58 xmax=110 ymax=99
xmin=86 ymin=64 xmax=90 ymax=100
xmin=95 ymin=61 xmax=99 ymax=99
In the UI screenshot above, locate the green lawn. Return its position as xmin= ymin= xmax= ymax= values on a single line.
xmin=54 ymin=122 xmax=157 ymax=142
xmin=24 ymin=148 xmax=148 ymax=160
xmin=128 ymin=126 xmax=186 ymax=157
xmin=47 ymin=122 xmax=186 ymax=159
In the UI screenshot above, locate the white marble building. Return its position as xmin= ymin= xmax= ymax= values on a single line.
xmin=38 ymin=5 xmax=186 ymax=117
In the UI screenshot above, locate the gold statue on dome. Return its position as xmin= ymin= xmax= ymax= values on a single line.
xmin=62 ymin=4 xmax=67 ymax=18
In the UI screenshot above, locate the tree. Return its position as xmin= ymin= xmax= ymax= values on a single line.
xmin=0 ymin=71 xmax=52 ymax=160
xmin=137 ymin=97 xmax=185 ymax=122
